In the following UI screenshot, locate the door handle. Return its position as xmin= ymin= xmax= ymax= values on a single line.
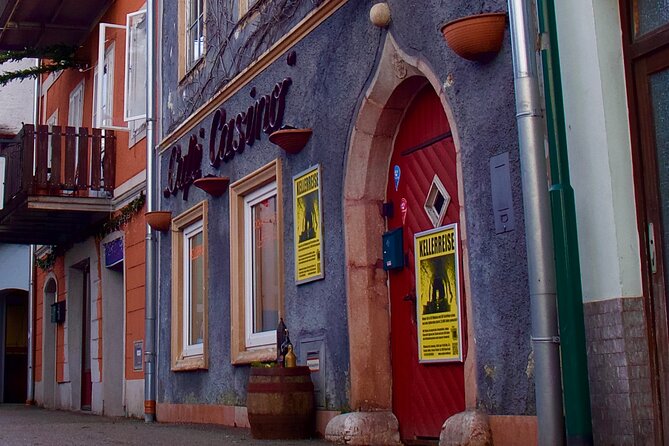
xmin=404 ymin=290 xmax=417 ymax=325
xmin=648 ymin=223 xmax=657 ymax=274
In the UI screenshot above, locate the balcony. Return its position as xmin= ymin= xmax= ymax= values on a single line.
xmin=0 ymin=0 xmax=114 ymax=51
xmin=0 ymin=124 xmax=116 ymax=245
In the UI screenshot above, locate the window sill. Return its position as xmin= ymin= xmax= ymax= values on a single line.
xmin=179 ymin=56 xmax=205 ymax=87
xmin=232 ymin=345 xmax=276 ymax=365
xmin=172 ymin=354 xmax=207 ymax=371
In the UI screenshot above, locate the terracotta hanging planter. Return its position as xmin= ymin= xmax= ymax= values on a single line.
xmin=193 ymin=175 xmax=230 ymax=197
xmin=269 ymin=128 xmax=312 ymax=154
xmin=440 ymin=12 xmax=507 ymax=62
xmin=145 ymin=210 xmax=172 ymax=232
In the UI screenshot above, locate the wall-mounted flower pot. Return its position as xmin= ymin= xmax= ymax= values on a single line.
xmin=441 ymin=12 xmax=507 ymax=62
xmin=193 ymin=175 xmax=230 ymax=197
xmin=145 ymin=211 xmax=172 ymax=232
xmin=269 ymin=128 xmax=312 ymax=154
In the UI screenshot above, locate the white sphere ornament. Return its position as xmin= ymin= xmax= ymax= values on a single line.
xmin=370 ymin=3 xmax=391 ymax=28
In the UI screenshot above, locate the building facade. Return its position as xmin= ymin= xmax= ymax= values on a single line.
xmin=155 ymin=0 xmax=535 ymax=443
xmin=0 ymin=0 xmax=149 ymax=417
xmin=0 ymin=59 xmax=36 ymax=406
xmin=0 ymin=0 xmax=666 ymax=444
xmin=556 ymin=0 xmax=669 ymax=443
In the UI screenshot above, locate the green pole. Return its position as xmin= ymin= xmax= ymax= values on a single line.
xmin=537 ymin=1 xmax=593 ymax=444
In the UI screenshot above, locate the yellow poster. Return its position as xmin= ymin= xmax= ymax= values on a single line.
xmin=415 ymin=224 xmax=462 ymax=362
xmin=293 ymin=165 xmax=324 ymax=284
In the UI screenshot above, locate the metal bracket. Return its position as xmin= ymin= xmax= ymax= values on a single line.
xmin=531 ymin=336 xmax=561 ymax=344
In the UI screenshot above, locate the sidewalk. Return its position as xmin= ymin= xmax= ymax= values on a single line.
xmin=0 ymin=405 xmax=332 ymax=446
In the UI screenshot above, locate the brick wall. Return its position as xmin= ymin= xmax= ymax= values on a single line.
xmin=584 ymin=297 xmax=655 ymax=444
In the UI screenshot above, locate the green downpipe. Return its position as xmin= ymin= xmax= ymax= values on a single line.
xmin=537 ymin=0 xmax=593 ymax=444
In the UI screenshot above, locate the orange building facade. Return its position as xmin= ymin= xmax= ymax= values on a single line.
xmin=2 ymin=0 xmax=151 ymax=416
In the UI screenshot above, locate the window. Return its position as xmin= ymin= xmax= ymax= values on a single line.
xmin=171 ymin=201 xmax=208 ymax=370
xmin=94 ymin=44 xmax=115 ymax=129
xmin=230 ymin=159 xmax=284 ymax=364
xmin=125 ymin=10 xmax=147 ymax=121
xmin=244 ymin=182 xmax=280 ymax=348
xmin=68 ymin=81 xmax=84 ymax=174
xmin=46 ymin=111 xmax=58 ymax=178
xmin=238 ymin=0 xmax=260 ymax=19
xmin=68 ymin=81 xmax=84 ymax=129
xmin=424 ymin=175 xmax=451 ymax=228
xmin=180 ymin=0 xmax=205 ymax=77
xmin=95 ymin=6 xmax=147 ymax=137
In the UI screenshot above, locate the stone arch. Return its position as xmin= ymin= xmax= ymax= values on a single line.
xmin=330 ymin=34 xmax=475 ymax=443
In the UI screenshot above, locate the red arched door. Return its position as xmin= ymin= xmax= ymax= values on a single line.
xmin=387 ymin=85 xmax=466 ymax=441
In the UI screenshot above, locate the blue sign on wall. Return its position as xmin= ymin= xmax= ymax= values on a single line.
xmin=104 ymin=237 xmax=124 ymax=270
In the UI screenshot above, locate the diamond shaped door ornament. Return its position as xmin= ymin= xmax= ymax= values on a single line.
xmin=424 ymin=175 xmax=450 ymax=228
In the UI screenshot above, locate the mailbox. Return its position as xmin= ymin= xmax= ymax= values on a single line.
xmin=50 ymin=301 xmax=66 ymax=324
xmin=382 ymin=227 xmax=404 ymax=271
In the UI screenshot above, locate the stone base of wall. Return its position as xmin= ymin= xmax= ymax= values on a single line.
xmin=584 ymin=297 xmax=655 ymax=444
xmin=157 ymin=402 xmax=339 ymax=437
xmin=488 ymin=415 xmax=536 ymax=446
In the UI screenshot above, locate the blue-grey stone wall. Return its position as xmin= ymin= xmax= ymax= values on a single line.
xmin=158 ymin=0 xmax=534 ymax=415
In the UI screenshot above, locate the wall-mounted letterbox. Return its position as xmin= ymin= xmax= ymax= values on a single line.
xmin=382 ymin=227 xmax=404 ymax=271
xmin=50 ymin=301 xmax=66 ymax=324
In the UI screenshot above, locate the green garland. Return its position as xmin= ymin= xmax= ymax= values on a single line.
xmin=35 ymin=247 xmax=58 ymax=271
xmin=96 ymin=193 xmax=146 ymax=239
xmin=34 ymin=194 xmax=146 ymax=271
xmin=0 ymin=44 xmax=81 ymax=87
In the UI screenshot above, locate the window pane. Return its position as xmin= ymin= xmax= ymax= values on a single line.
xmin=189 ymin=231 xmax=204 ymax=345
xmin=650 ymin=68 xmax=669 ymax=302
xmin=101 ymin=45 xmax=114 ymax=127
xmin=634 ymin=0 xmax=669 ymax=37
xmin=186 ymin=0 xmax=204 ymax=67
xmin=252 ymin=195 xmax=279 ymax=334
xmin=126 ymin=11 xmax=147 ymax=119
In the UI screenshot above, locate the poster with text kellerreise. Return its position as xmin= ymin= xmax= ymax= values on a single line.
xmin=293 ymin=165 xmax=324 ymax=284
xmin=414 ymin=224 xmax=462 ymax=362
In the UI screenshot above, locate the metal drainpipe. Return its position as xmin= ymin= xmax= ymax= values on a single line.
xmin=26 ymin=59 xmax=41 ymax=405
xmin=537 ymin=0 xmax=593 ymax=444
xmin=507 ymin=0 xmax=565 ymax=444
xmin=26 ymin=244 xmax=35 ymax=404
xmin=144 ymin=0 xmax=157 ymax=423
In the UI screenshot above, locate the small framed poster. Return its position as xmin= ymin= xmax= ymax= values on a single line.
xmin=293 ymin=165 xmax=324 ymax=284
xmin=414 ymin=223 xmax=462 ymax=363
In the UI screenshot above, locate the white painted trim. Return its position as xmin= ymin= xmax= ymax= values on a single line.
xmin=113 ymin=169 xmax=147 ymax=202
xmin=182 ymin=219 xmax=204 ymax=357
xmin=124 ymin=9 xmax=148 ymax=122
xmin=243 ymin=181 xmax=278 ymax=349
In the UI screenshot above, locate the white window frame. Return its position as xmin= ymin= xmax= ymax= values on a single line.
xmin=171 ymin=201 xmax=208 ymax=371
xmin=46 ymin=110 xmax=58 ymax=175
xmin=96 ymin=6 xmax=148 ymax=133
xmin=182 ymin=218 xmax=205 ymax=358
xmin=243 ymin=181 xmax=279 ymax=349
xmin=68 ymin=81 xmax=85 ymax=172
xmin=96 ymin=24 xmax=126 ymax=131
xmin=229 ymin=159 xmax=283 ymax=365
xmin=124 ymin=9 xmax=147 ymax=122
xmin=68 ymin=81 xmax=84 ymax=129
xmin=185 ymin=0 xmax=205 ymax=71
xmin=424 ymin=174 xmax=451 ymax=228
xmin=93 ymin=43 xmax=115 ymax=129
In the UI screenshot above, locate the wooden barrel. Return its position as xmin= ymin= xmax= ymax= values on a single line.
xmin=247 ymin=366 xmax=315 ymax=439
